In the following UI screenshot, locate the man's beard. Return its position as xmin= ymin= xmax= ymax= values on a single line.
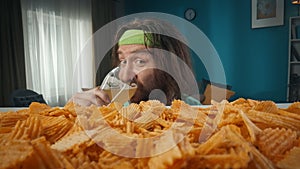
xmin=130 ymin=76 xmax=158 ymax=104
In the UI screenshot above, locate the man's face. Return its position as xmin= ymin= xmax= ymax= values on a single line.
xmin=117 ymin=44 xmax=159 ymax=103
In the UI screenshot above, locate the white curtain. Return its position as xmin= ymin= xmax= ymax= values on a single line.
xmin=21 ymin=0 xmax=94 ymax=106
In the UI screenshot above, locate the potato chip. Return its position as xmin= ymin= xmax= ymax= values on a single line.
xmin=190 ymin=125 xmax=252 ymax=169
xmin=0 ymin=112 xmax=28 ymax=127
xmin=1 ymin=98 xmax=300 ymax=168
xmin=41 ymin=115 xmax=74 ymax=143
xmin=31 ymin=136 xmax=66 ymax=168
xmin=284 ymin=102 xmax=300 ymax=115
xmin=29 ymin=102 xmax=51 ymax=114
xmin=246 ymin=109 xmax=300 ymax=133
xmin=51 ymin=130 xmax=90 ymax=152
xmin=253 ymin=101 xmax=278 ymax=114
xmin=0 ymin=140 xmax=35 ymax=169
xmin=238 ymin=109 xmax=262 ymax=143
xmin=256 ymin=128 xmax=297 ymax=162
xmin=248 ymin=144 xmax=275 ymax=169
xmin=140 ymin=100 xmax=166 ymax=116
xmin=277 ymin=146 xmax=300 ymax=169
xmin=119 ymin=103 xmax=141 ymax=122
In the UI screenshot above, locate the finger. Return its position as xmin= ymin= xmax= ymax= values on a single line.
xmin=72 ymin=92 xmax=101 ymax=106
xmin=95 ymin=96 xmax=107 ymax=106
xmin=71 ymin=88 xmax=109 ymax=106
xmin=87 ymin=94 xmax=106 ymax=106
xmin=71 ymin=97 xmax=93 ymax=107
xmin=94 ymin=89 xmax=111 ymax=103
xmin=72 ymin=91 xmax=96 ymax=101
xmin=84 ymin=92 xmax=110 ymax=106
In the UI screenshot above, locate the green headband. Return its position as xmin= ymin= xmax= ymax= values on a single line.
xmin=118 ymin=29 xmax=155 ymax=46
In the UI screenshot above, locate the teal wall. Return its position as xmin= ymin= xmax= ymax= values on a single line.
xmin=122 ymin=0 xmax=299 ymax=102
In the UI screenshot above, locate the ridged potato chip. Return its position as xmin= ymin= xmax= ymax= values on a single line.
xmin=0 ymin=99 xmax=299 ymax=168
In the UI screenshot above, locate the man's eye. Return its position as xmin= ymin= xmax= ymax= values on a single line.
xmin=135 ymin=59 xmax=146 ymax=66
xmin=120 ymin=60 xmax=127 ymax=65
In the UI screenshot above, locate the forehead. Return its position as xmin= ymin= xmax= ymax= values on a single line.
xmin=117 ymin=45 xmax=147 ymax=57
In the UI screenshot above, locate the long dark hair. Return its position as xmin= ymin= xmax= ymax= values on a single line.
xmin=111 ymin=19 xmax=196 ymax=105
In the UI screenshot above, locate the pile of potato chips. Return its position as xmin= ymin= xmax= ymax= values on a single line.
xmin=0 ymin=98 xmax=299 ymax=169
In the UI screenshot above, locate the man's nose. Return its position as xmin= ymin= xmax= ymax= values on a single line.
xmin=119 ymin=64 xmax=136 ymax=84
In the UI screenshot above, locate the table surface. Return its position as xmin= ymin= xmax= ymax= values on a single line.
xmin=0 ymin=107 xmax=28 ymax=112
xmin=0 ymin=103 xmax=291 ymax=112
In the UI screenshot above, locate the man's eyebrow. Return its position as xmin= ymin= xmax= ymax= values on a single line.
xmin=117 ymin=48 xmax=151 ymax=55
xmin=131 ymin=48 xmax=151 ymax=54
xmin=117 ymin=50 xmax=123 ymax=55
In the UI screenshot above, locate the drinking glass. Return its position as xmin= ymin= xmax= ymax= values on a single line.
xmin=100 ymin=67 xmax=137 ymax=105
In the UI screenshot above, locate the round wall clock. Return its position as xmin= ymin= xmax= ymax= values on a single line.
xmin=184 ymin=8 xmax=196 ymax=21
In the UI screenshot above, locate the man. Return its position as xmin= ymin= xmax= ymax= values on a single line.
xmin=70 ymin=19 xmax=201 ymax=106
